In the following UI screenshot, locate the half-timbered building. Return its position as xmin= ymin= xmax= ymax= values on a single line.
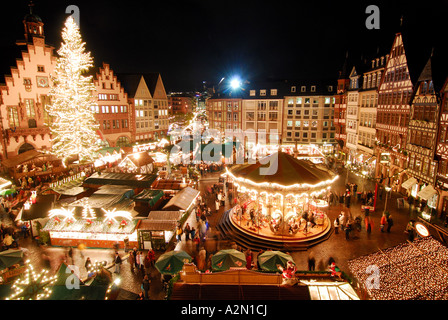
xmin=375 ymin=33 xmax=413 ymax=192
xmin=406 ymin=55 xmax=441 ymax=209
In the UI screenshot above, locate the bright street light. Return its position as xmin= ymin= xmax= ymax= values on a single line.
xmin=230 ymin=77 xmax=241 ymax=90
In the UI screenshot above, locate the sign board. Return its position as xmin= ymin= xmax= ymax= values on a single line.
xmin=415 ymin=222 xmax=430 ymax=237
xmin=380 ymin=153 xmax=390 ymax=164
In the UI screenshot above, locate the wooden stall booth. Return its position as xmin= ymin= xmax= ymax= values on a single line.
xmin=137 ymin=211 xmax=183 ymax=251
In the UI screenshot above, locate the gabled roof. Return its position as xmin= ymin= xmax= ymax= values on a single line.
xmin=116 ymin=73 xmax=161 ymax=98
xmin=116 ymin=74 xmax=142 ymax=98
xmin=142 ymin=73 xmax=161 ymax=97
xmin=162 ymin=187 xmax=199 ymax=211
xmin=409 ymin=47 xmax=448 ymax=101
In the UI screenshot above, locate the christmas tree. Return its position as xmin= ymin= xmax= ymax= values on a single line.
xmin=47 ymin=16 xmax=99 ymax=165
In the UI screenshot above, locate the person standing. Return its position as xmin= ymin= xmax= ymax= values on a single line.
xmin=215 ymin=198 xmax=220 ymax=212
xmin=144 ymin=254 xmax=151 ymax=276
xmin=114 ymin=252 xmax=122 ymax=273
xmin=307 ymin=253 xmax=316 ymax=271
xmin=141 ymin=275 xmax=151 ymax=300
xmin=128 ymin=250 xmax=135 ymax=273
xmin=245 ymin=249 xmax=252 ymax=269
xmin=406 ymin=220 xmax=415 ymax=241
xmin=339 ymin=212 xmax=346 ymax=231
xmin=147 ymin=248 xmax=155 ymax=267
xmin=85 ymin=257 xmax=92 ymax=272
xmin=380 ymin=214 xmax=387 ymax=232
xmin=184 ymin=223 xmax=191 ymax=241
xmin=333 ymin=217 xmax=340 ymax=234
xmin=365 ymin=216 xmax=373 ymax=234
xmin=176 ymin=225 xmax=183 ymax=243
xmin=345 ymin=221 xmax=351 ymax=240
xmin=138 ymin=251 xmax=145 ymax=274
xmin=386 ymin=215 xmax=394 ymax=233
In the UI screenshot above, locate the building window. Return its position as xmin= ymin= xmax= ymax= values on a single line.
xmin=301 ymin=86 xmax=306 ymax=92
xmin=311 ymin=86 xmax=316 ymax=92
xmin=8 ymin=106 xmax=19 ymax=127
xmin=24 ymin=99 xmax=35 ymax=118
xmin=270 ymin=89 xmax=277 ymax=96
xmin=260 ymin=89 xmax=266 ymax=96
xmin=291 ymin=86 xmax=296 ymax=92
xmin=37 ymin=65 xmax=45 ymax=72
xmin=250 ymin=90 xmax=256 ymax=96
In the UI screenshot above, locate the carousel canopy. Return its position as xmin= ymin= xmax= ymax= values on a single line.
xmin=228 ymin=152 xmax=337 ymax=192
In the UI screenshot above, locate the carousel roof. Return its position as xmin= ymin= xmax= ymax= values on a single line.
xmin=228 ymin=152 xmax=337 ymax=190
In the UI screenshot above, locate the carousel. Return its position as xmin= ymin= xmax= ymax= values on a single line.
xmin=224 ymin=152 xmax=338 ymax=244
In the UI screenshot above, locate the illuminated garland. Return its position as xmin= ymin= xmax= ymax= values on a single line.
xmin=225 ymin=167 xmax=339 ymax=193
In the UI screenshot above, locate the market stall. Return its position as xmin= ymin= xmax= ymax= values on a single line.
xmin=118 ymin=152 xmax=154 ymax=174
xmin=137 ymin=211 xmax=183 ymax=250
xmin=0 ymin=149 xmax=62 ymax=181
xmin=42 ymin=204 xmax=140 ymax=249
xmin=93 ymin=147 xmax=123 ymax=168
xmin=82 ymin=172 xmax=158 ymax=190
xmin=132 ymin=189 xmax=165 ymax=216
xmin=162 ymin=187 xmax=200 ymax=212
xmin=14 ymin=193 xmax=57 ymax=239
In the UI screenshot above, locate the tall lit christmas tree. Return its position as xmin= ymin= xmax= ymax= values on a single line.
xmin=47 ymin=16 xmax=99 ymax=165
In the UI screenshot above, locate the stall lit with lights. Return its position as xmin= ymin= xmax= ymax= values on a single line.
xmin=42 ymin=198 xmax=140 ymax=249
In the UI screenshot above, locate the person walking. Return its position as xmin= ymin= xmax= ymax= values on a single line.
xmin=386 ymin=215 xmax=394 ymax=233
xmin=128 ymin=250 xmax=135 ymax=272
xmin=114 ymin=252 xmax=122 ymax=273
xmin=144 ymin=254 xmax=151 ymax=276
xmin=365 ymin=216 xmax=373 ymax=234
xmin=147 ymin=248 xmax=155 ymax=267
xmin=215 ymin=198 xmax=220 ymax=212
xmin=190 ymin=226 xmax=196 ymax=240
xmin=141 ymin=275 xmax=151 ymax=300
xmin=184 ymin=223 xmax=191 ymax=241
xmin=406 ymin=220 xmax=415 ymax=241
xmin=138 ymin=251 xmax=145 ymax=274
xmin=339 ymin=212 xmax=346 ymax=231
xmin=176 ymin=225 xmax=183 ymax=243
xmin=307 ymin=253 xmax=316 ymax=271
xmin=85 ymin=257 xmax=92 ymax=272
xmin=345 ymin=221 xmax=352 ymax=240
xmin=380 ymin=214 xmax=387 ymax=232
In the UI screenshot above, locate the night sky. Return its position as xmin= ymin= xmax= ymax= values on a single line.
xmin=0 ymin=0 xmax=446 ymax=92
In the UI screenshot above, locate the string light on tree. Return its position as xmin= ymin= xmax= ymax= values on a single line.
xmin=46 ymin=16 xmax=100 ymax=166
